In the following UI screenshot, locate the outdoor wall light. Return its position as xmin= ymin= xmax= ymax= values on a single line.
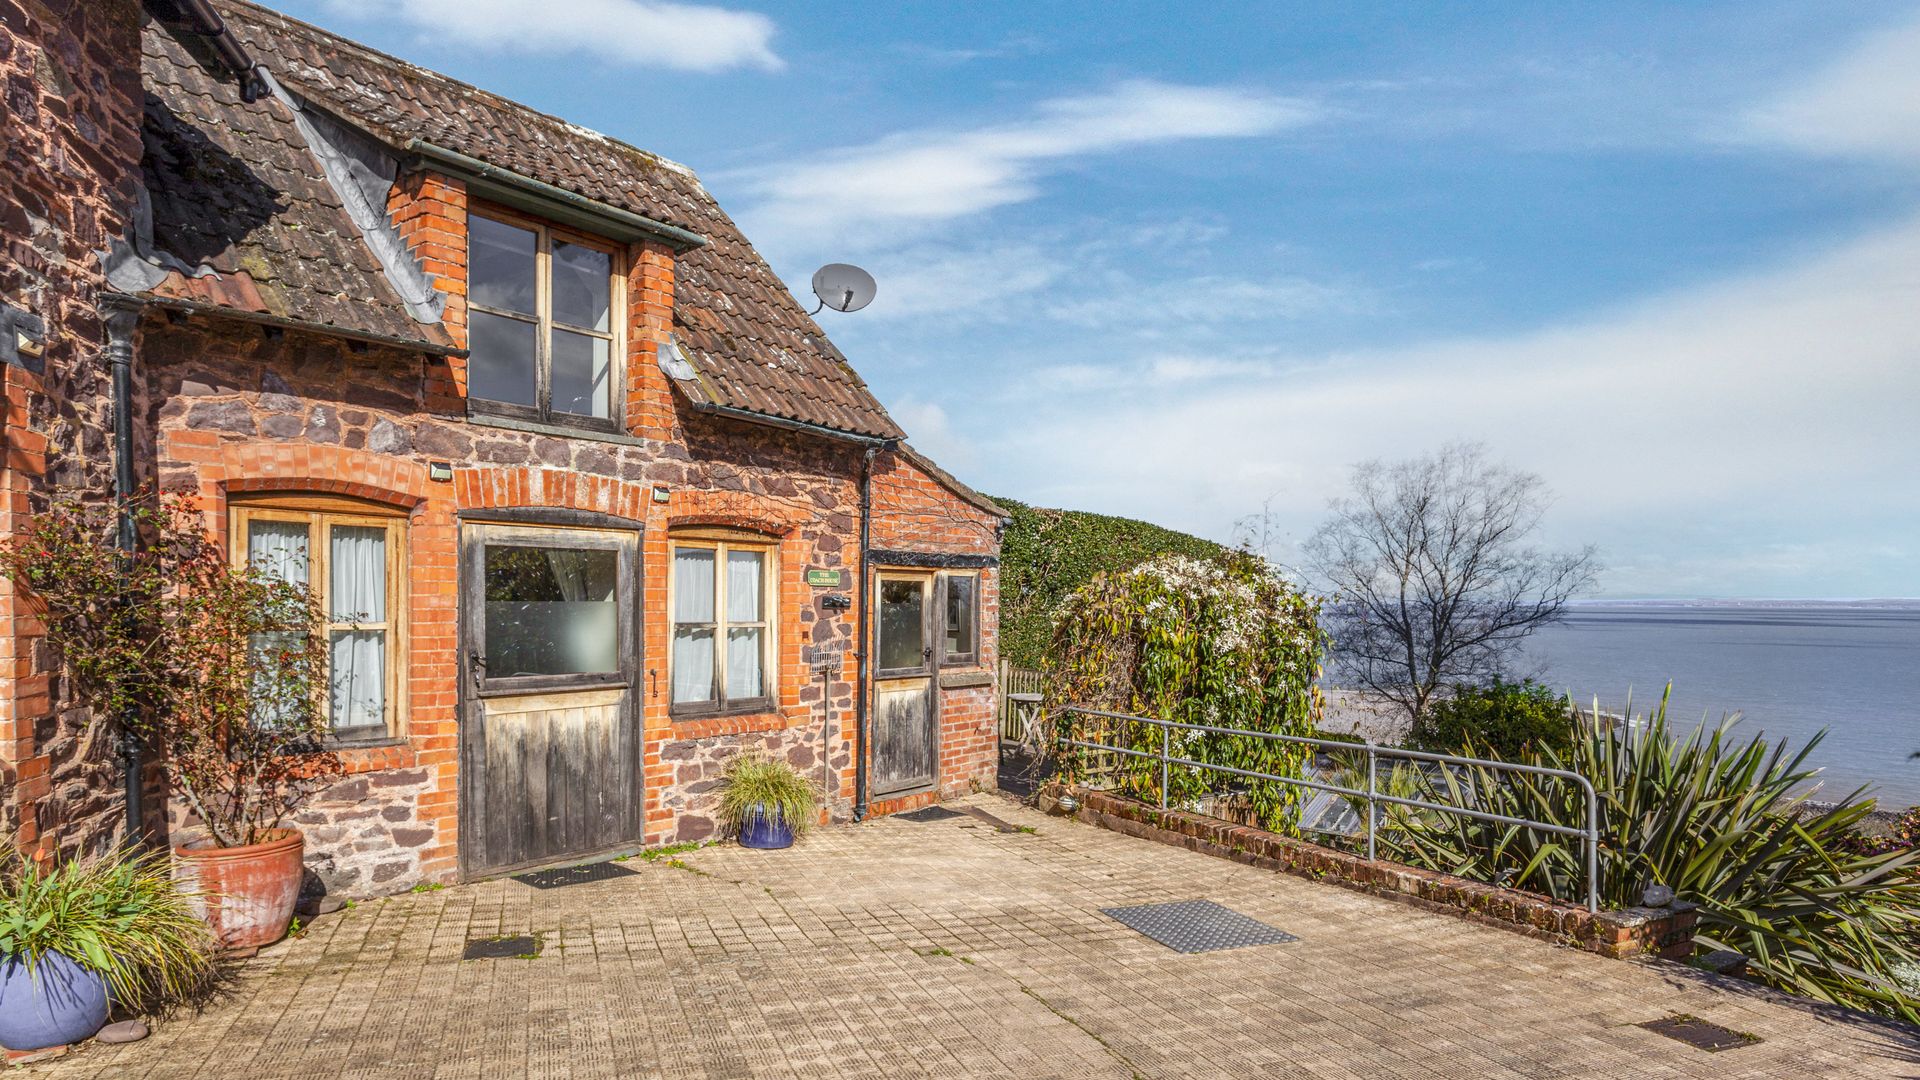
xmin=427 ymin=461 xmax=453 ymax=482
xmin=820 ymin=594 xmax=853 ymax=611
xmin=651 ymin=486 xmax=671 ymax=503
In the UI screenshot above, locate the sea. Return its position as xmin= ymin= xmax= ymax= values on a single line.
xmin=1518 ymin=601 xmax=1920 ymax=809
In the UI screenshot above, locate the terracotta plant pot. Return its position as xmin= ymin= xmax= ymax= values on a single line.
xmin=172 ymin=828 xmax=305 ymax=950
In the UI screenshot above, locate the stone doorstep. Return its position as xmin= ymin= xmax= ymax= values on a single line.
xmin=1048 ymin=784 xmax=1699 ymax=961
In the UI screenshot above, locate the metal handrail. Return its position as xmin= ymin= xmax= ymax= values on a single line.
xmin=1058 ymin=705 xmax=1601 ymax=912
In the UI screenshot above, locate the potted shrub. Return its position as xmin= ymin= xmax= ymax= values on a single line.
xmin=1 ymin=495 xmax=342 ymax=951
xmin=716 ymin=755 xmax=820 ymax=849
xmin=0 ymin=843 xmax=215 ymax=1051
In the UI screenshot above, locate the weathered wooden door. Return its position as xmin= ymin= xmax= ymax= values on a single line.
xmin=458 ymin=522 xmax=641 ymax=876
xmin=871 ymin=571 xmax=937 ymax=795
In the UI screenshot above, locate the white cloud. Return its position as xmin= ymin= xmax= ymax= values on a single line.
xmin=985 ymin=211 xmax=1920 ymax=597
xmin=322 ymin=0 xmax=782 ymax=73
xmin=1045 ymin=273 xmax=1370 ymax=329
xmin=1740 ymin=15 xmax=1920 ymax=161
xmin=734 ymin=81 xmax=1318 ymax=245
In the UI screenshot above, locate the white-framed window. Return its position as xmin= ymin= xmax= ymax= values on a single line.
xmin=669 ymin=535 xmax=775 ymax=715
xmin=466 ymin=204 xmax=624 ymax=429
xmin=231 ymin=497 xmax=407 ymax=741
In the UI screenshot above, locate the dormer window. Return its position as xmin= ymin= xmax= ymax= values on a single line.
xmin=466 ymin=207 xmax=623 ymax=430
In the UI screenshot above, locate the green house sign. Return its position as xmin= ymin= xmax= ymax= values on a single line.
xmin=806 ymin=569 xmax=845 ymax=588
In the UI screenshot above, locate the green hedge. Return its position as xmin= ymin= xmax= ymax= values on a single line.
xmin=989 ymin=495 xmax=1229 ymax=669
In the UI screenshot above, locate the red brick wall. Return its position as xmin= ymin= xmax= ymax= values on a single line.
xmin=0 ymin=0 xmax=147 ymax=860
xmin=869 ymin=452 xmax=1004 ymax=803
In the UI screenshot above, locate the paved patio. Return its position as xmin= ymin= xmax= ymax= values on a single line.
xmin=29 ymin=795 xmax=1919 ymax=1079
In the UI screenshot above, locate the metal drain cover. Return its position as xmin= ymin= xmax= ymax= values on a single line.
xmin=514 ymin=861 xmax=639 ymax=890
xmin=1638 ymin=1015 xmax=1759 ymax=1052
xmin=463 ymin=935 xmax=540 ymax=960
xmin=1101 ymin=899 xmax=1298 ymax=954
xmin=897 ymin=806 xmax=967 ymax=822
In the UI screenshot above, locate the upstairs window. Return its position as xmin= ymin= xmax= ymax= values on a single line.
xmin=466 ymin=208 xmax=622 ymax=429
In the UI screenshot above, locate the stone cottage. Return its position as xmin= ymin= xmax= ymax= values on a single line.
xmin=0 ymin=0 xmax=1005 ymax=893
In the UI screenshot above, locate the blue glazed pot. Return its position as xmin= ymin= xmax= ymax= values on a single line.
xmin=737 ymin=805 xmax=795 ymax=849
xmin=0 ymin=951 xmax=109 ymax=1051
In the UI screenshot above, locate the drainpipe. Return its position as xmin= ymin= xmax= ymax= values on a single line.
xmin=851 ymin=440 xmax=897 ymax=820
xmin=101 ymin=295 xmax=146 ymax=844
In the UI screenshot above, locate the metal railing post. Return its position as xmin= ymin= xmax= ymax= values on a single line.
xmin=1365 ymin=743 xmax=1377 ymax=863
xmin=1159 ymin=723 xmax=1170 ymax=810
xmin=1585 ymin=782 xmax=1600 ymax=913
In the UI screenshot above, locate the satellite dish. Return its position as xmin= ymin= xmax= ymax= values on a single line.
xmin=810 ymin=263 xmax=877 ymax=314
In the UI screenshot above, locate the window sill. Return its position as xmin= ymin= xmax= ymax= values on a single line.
xmin=331 ymin=739 xmax=418 ymax=775
xmin=469 ymin=411 xmax=653 ymax=448
xmin=669 ymin=710 xmax=790 ymax=740
xmin=938 ymin=670 xmax=994 ymax=690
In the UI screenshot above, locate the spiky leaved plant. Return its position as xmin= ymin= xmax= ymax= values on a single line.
xmin=0 ymin=842 xmax=218 ymax=1009
xmin=715 ymin=755 xmax=820 ymax=836
xmin=1371 ymin=688 xmax=1920 ymax=1022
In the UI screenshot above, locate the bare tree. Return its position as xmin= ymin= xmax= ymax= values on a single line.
xmin=1303 ymin=443 xmax=1598 ymax=725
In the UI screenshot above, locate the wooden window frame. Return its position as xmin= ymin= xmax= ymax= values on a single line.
xmin=465 ymin=202 xmax=627 ymax=434
xmin=873 ymin=572 xmax=934 ymax=680
xmin=229 ymin=496 xmax=409 ymax=744
xmin=668 ymin=532 xmax=777 ymax=719
xmin=939 ymin=571 xmax=980 ymax=667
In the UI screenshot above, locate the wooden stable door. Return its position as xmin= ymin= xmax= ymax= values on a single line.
xmin=871 ymin=571 xmax=938 ymax=796
xmin=458 ymin=522 xmax=641 ymax=876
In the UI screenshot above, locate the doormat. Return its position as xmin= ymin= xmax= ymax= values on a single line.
xmin=462 ymin=934 xmax=541 ymax=960
xmin=514 ymin=860 xmax=640 ymax=890
xmin=1100 ymin=899 xmax=1298 ymax=954
xmin=1637 ymin=1015 xmax=1760 ymax=1052
xmin=896 ymin=806 xmax=967 ymax=822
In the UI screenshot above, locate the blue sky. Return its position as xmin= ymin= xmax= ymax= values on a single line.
xmin=292 ymin=1 xmax=1920 ymax=599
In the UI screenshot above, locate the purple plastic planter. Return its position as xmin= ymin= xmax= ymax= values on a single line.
xmin=737 ymin=805 xmax=795 ymax=849
xmin=0 ymin=951 xmax=109 ymax=1051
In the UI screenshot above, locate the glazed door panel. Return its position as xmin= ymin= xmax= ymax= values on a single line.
xmin=871 ymin=572 xmax=937 ymax=796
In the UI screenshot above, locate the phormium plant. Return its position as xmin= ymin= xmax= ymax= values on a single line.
xmin=0 ymin=492 xmax=341 ymax=848
xmin=1043 ymin=550 xmax=1326 ymax=834
xmin=1368 ymin=688 xmax=1920 ymax=1023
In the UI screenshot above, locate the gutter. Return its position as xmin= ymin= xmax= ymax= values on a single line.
xmin=683 ymin=400 xmax=894 ymax=448
xmin=134 ymin=294 xmax=468 ymax=357
xmin=404 ymin=140 xmax=708 ymax=253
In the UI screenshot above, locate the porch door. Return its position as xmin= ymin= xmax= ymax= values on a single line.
xmin=458 ymin=522 xmax=641 ymax=876
xmin=871 ymin=571 xmax=938 ymax=796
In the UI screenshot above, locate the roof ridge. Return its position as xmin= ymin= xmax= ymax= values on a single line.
xmin=211 ymin=0 xmax=698 ymax=179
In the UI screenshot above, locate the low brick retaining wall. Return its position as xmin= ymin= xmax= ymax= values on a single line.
xmin=1045 ymin=785 xmax=1697 ymax=961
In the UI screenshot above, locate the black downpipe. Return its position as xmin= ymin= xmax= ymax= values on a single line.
xmin=102 ymin=297 xmax=145 ymax=844
xmin=851 ymin=441 xmax=890 ymax=821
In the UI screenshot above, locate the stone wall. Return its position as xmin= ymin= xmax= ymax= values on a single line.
xmin=0 ymin=0 xmax=146 ymax=861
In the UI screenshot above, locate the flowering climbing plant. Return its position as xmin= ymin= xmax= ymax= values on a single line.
xmin=1042 ymin=550 xmax=1327 ymax=834
xmin=0 ymin=492 xmax=340 ymax=847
